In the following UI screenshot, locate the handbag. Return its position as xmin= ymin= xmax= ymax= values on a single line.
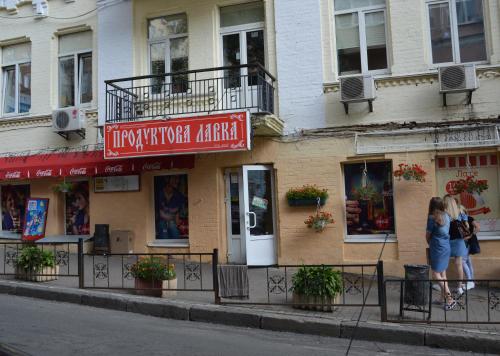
xmin=467 ymin=234 xmax=481 ymax=255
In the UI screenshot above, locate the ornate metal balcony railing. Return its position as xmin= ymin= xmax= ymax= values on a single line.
xmin=105 ymin=64 xmax=275 ymax=123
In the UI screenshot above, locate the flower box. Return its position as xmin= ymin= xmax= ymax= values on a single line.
xmin=288 ymin=197 xmax=327 ymax=207
xmin=292 ymin=293 xmax=340 ymax=312
xmin=135 ymin=277 xmax=177 ymax=298
xmin=15 ymin=265 xmax=59 ymax=282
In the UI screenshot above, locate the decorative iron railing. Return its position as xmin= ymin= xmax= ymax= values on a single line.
xmin=105 ymin=64 xmax=275 ymax=123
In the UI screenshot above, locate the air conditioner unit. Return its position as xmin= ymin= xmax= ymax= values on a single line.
xmin=340 ymin=75 xmax=376 ymax=114
xmin=439 ymin=64 xmax=478 ymax=93
xmin=52 ymin=107 xmax=85 ymax=132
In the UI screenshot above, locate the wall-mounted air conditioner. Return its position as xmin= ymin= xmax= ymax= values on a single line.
xmin=52 ymin=107 xmax=86 ymax=139
xmin=340 ymin=75 xmax=376 ymax=114
xmin=438 ymin=64 xmax=478 ymax=106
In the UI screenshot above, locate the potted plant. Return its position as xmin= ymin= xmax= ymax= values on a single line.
xmin=393 ymin=163 xmax=427 ymax=182
xmin=304 ymin=211 xmax=334 ymax=232
xmin=15 ymin=245 xmax=58 ymax=282
xmin=286 ymin=185 xmax=328 ymax=206
xmin=52 ymin=181 xmax=73 ymax=193
xmin=131 ymin=257 xmax=177 ymax=297
xmin=291 ymin=265 xmax=342 ymax=312
xmin=352 ymin=185 xmax=381 ymax=228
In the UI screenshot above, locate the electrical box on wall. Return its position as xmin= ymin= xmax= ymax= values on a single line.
xmin=110 ymin=230 xmax=134 ymax=254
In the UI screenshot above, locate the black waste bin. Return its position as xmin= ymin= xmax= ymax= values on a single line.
xmin=93 ymin=224 xmax=110 ymax=254
xmin=403 ymin=264 xmax=430 ymax=307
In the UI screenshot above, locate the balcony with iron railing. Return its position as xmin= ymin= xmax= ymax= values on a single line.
xmin=105 ymin=63 xmax=275 ymax=123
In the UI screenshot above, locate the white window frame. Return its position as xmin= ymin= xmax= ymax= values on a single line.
xmin=58 ymin=48 xmax=92 ymax=108
xmin=341 ymin=160 xmax=397 ymax=243
xmin=147 ymin=14 xmax=189 ymax=92
xmin=426 ymin=0 xmax=488 ymax=66
xmin=1 ymin=57 xmax=31 ymax=118
xmin=333 ymin=1 xmax=390 ymax=77
xmin=149 ymin=172 xmax=190 ymax=247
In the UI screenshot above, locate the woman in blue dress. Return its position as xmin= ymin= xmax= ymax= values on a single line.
xmin=426 ymin=197 xmax=454 ymax=309
xmin=443 ymin=195 xmax=468 ymax=296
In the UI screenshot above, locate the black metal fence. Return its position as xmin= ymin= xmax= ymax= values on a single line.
xmin=220 ymin=262 xmax=384 ymax=310
xmin=383 ymin=279 xmax=500 ymax=324
xmin=0 ymin=241 xmax=80 ymax=279
xmin=105 ymin=63 xmax=275 ymax=123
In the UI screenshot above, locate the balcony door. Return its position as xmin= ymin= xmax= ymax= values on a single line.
xmin=220 ymin=2 xmax=265 ymax=111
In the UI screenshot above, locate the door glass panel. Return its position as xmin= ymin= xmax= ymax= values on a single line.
xmin=150 ymin=42 xmax=166 ymax=94
xmin=247 ymin=170 xmax=274 ymax=236
xmin=223 ymin=34 xmax=241 ymax=89
xmin=220 ymin=2 xmax=264 ymax=28
xmin=170 ymin=37 xmax=189 ymax=93
xmin=246 ymin=30 xmax=265 ymax=86
xmin=229 ymin=173 xmax=241 ymax=235
xmin=428 ymin=3 xmax=454 ymax=63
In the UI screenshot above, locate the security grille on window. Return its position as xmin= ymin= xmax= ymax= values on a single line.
xmin=1 ymin=43 xmax=31 ymax=115
xmin=334 ymin=0 xmax=388 ymax=75
xmin=427 ymin=0 xmax=487 ymax=64
xmin=58 ymin=31 xmax=93 ymax=108
xmin=148 ymin=14 xmax=189 ymax=95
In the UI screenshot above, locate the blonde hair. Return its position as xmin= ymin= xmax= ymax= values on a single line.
xmin=443 ymin=195 xmax=460 ymax=220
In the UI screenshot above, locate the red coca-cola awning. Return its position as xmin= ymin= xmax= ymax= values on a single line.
xmin=0 ymin=150 xmax=194 ymax=180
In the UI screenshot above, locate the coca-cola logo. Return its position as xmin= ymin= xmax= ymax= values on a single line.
xmin=5 ymin=171 xmax=21 ymax=179
xmin=104 ymin=165 xmax=123 ymax=173
xmin=36 ymin=169 xmax=53 ymax=177
xmin=142 ymin=162 xmax=161 ymax=171
xmin=70 ymin=167 xmax=87 ymax=175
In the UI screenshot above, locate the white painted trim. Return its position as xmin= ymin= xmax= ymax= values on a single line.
xmin=147 ymin=241 xmax=189 ymax=248
xmin=345 ymin=235 xmax=397 ymax=243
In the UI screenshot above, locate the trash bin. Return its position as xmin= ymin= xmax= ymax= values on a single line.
xmin=403 ymin=264 xmax=430 ymax=306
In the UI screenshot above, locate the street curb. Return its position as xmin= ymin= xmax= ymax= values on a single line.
xmin=0 ymin=280 xmax=499 ymax=354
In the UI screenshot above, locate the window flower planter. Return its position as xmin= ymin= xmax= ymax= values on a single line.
xmin=287 ymin=197 xmax=327 ymax=207
xmin=286 ymin=185 xmax=328 ymax=207
xmin=15 ymin=265 xmax=59 ymax=282
xmin=134 ymin=277 xmax=178 ymax=298
xmin=292 ymin=293 xmax=340 ymax=312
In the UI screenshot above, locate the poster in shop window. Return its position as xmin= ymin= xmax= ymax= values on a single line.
xmin=22 ymin=198 xmax=49 ymax=241
xmin=344 ymin=161 xmax=395 ymax=236
xmin=65 ymin=182 xmax=90 ymax=235
xmin=1 ymin=185 xmax=30 ymax=233
xmin=436 ymin=155 xmax=500 ymax=233
xmin=154 ymin=175 xmax=188 ymax=240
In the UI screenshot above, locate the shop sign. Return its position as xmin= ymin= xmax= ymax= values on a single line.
xmin=104 ymin=111 xmax=251 ymax=159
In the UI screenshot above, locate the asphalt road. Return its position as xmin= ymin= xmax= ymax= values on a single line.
xmin=0 ymin=294 xmax=489 ymax=356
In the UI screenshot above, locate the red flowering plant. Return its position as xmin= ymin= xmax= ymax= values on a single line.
xmin=393 ymin=163 xmax=427 ymax=182
xmin=304 ymin=211 xmax=334 ymax=232
xmin=453 ymin=176 xmax=488 ymax=195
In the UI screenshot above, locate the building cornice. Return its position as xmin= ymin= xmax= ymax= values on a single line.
xmin=0 ymin=109 xmax=98 ymax=130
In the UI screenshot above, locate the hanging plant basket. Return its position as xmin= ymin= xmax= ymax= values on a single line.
xmin=393 ymin=163 xmax=427 ymax=183
xmin=304 ymin=211 xmax=334 ymax=232
xmin=286 ymin=185 xmax=328 ymax=207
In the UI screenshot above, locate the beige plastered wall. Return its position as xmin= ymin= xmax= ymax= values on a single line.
xmin=15 ymin=138 xmax=494 ymax=279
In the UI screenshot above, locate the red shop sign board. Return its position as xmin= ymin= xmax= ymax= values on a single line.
xmin=104 ymin=111 xmax=251 ymax=159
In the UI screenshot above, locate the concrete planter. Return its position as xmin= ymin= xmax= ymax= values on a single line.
xmin=292 ymin=293 xmax=340 ymax=312
xmin=15 ymin=265 xmax=59 ymax=282
xmin=135 ymin=278 xmax=177 ymax=298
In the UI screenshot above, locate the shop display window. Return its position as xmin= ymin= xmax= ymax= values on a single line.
xmin=437 ymin=154 xmax=500 ymax=237
xmin=343 ymin=161 xmax=395 ymax=237
xmin=1 ymin=184 xmax=30 ymax=232
xmin=154 ymin=174 xmax=188 ymax=240
xmin=65 ymin=181 xmax=90 ymax=235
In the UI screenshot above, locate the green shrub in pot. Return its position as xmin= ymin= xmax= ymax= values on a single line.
xmin=291 ymin=265 xmax=342 ymax=311
xmin=17 ymin=245 xmax=55 ymax=272
xmin=286 ymin=185 xmax=328 ymax=206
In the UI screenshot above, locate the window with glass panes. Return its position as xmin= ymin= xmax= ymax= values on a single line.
xmin=334 ymin=0 xmax=388 ymax=76
xmin=58 ymin=31 xmax=93 ymax=108
xmin=427 ymin=0 xmax=487 ymax=64
xmin=1 ymin=43 xmax=31 ymax=115
xmin=148 ymin=14 xmax=189 ymax=94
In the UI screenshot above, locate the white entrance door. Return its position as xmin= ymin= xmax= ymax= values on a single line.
xmin=225 ymin=166 xmax=277 ymax=265
xmin=241 ymin=165 xmax=277 ymax=266
xmin=221 ymin=28 xmax=265 ymax=111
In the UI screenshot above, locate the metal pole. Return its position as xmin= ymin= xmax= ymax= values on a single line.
xmin=78 ymin=238 xmax=84 ymax=289
xmin=212 ymin=248 xmax=220 ymax=304
xmin=377 ymin=260 xmax=387 ymax=322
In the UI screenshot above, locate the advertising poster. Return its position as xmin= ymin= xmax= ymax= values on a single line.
xmin=1 ymin=185 xmax=30 ymax=232
xmin=437 ymin=155 xmax=500 ymax=233
xmin=65 ymin=181 xmax=90 ymax=235
xmin=344 ymin=161 xmax=395 ymax=236
xmin=22 ymin=198 xmax=49 ymax=241
xmin=154 ymin=175 xmax=188 ymax=240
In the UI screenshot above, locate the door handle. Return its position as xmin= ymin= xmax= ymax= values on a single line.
xmin=247 ymin=211 xmax=257 ymax=229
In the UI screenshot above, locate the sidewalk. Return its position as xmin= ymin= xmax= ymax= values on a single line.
xmin=0 ymin=278 xmax=499 ymax=355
